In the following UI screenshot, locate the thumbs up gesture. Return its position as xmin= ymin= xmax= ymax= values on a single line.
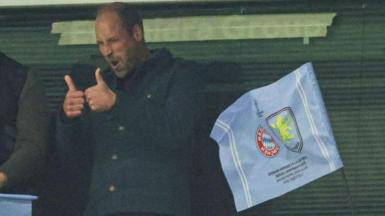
xmin=63 ymin=74 xmax=85 ymax=118
xmin=84 ymin=68 xmax=117 ymax=112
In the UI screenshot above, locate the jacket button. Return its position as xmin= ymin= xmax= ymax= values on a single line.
xmin=111 ymin=154 xmax=118 ymax=160
xmin=146 ymin=93 xmax=152 ymax=99
xmin=118 ymin=125 xmax=125 ymax=131
xmin=108 ymin=185 xmax=116 ymax=192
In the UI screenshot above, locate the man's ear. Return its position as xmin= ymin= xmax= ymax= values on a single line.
xmin=132 ymin=24 xmax=144 ymax=43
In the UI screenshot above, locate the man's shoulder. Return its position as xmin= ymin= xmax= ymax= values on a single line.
xmin=0 ymin=53 xmax=28 ymax=106
xmin=167 ymin=58 xmax=206 ymax=86
xmin=170 ymin=58 xmax=242 ymax=83
xmin=172 ymin=57 xmax=204 ymax=73
xmin=0 ymin=53 xmax=28 ymax=75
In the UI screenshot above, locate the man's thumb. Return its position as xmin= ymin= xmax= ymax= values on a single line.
xmin=64 ymin=75 xmax=76 ymax=91
xmin=95 ymin=68 xmax=105 ymax=85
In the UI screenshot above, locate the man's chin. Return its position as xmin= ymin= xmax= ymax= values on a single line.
xmin=113 ymin=69 xmax=128 ymax=78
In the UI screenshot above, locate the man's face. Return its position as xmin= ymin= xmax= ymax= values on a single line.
xmin=95 ymin=12 xmax=140 ymax=78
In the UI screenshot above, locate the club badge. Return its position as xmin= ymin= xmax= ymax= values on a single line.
xmin=267 ymin=107 xmax=303 ymax=153
xmin=256 ymin=126 xmax=280 ymax=157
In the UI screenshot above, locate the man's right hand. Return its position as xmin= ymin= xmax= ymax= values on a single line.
xmin=0 ymin=171 xmax=7 ymax=188
xmin=63 ymin=75 xmax=85 ymax=118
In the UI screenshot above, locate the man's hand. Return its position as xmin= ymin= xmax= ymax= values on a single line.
xmin=85 ymin=68 xmax=117 ymax=112
xmin=0 ymin=171 xmax=8 ymax=188
xmin=63 ymin=75 xmax=85 ymax=118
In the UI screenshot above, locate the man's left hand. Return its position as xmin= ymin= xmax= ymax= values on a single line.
xmin=85 ymin=68 xmax=117 ymax=112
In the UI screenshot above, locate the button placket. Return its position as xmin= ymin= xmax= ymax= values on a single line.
xmin=118 ymin=125 xmax=125 ymax=131
xmin=108 ymin=185 xmax=116 ymax=192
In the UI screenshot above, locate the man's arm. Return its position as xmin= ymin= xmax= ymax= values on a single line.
xmin=55 ymin=72 xmax=94 ymax=215
xmin=0 ymin=70 xmax=51 ymax=187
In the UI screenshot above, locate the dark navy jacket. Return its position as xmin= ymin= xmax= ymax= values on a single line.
xmin=57 ymin=48 xmax=208 ymax=216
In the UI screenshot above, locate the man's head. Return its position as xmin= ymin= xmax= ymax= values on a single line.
xmin=95 ymin=2 xmax=148 ymax=78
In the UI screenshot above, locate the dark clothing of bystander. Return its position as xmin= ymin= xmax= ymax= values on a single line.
xmin=0 ymin=52 xmax=50 ymax=188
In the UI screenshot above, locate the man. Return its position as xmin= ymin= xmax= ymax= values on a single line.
xmin=57 ymin=3 xmax=212 ymax=216
xmin=0 ymin=52 xmax=50 ymax=191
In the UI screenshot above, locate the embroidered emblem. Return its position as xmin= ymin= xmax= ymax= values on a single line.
xmin=267 ymin=107 xmax=303 ymax=153
xmin=256 ymin=127 xmax=280 ymax=157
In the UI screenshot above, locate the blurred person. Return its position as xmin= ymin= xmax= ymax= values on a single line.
xmin=0 ymin=52 xmax=50 ymax=191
